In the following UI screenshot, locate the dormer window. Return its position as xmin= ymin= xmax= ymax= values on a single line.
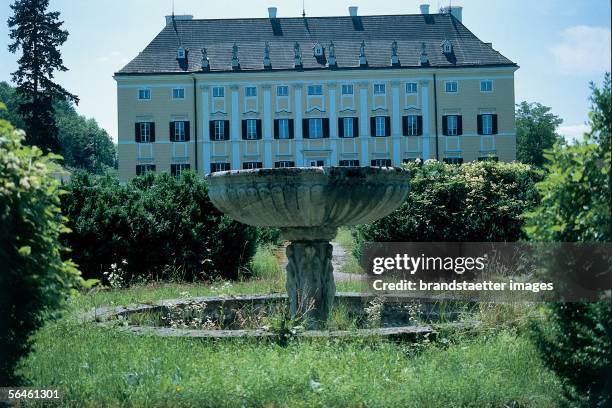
xmin=442 ymin=40 xmax=453 ymax=54
xmin=313 ymin=43 xmax=323 ymax=57
xmin=177 ymin=47 xmax=186 ymax=59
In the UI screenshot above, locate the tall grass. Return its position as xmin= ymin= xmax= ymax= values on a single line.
xmin=248 ymin=244 xmax=283 ymax=280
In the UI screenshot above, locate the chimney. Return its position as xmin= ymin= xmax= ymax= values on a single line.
xmin=165 ymin=15 xmax=193 ymax=25
xmin=441 ymin=6 xmax=462 ymax=22
xmin=268 ymin=7 xmax=277 ymax=19
xmin=349 ymin=6 xmax=358 ymax=17
xmin=419 ymin=4 xmax=430 ymax=14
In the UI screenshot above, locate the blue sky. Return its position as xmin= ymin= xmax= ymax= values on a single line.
xmin=1 ymin=0 xmax=610 ymax=142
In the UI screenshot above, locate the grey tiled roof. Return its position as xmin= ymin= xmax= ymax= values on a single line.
xmin=117 ymin=13 xmax=516 ymax=75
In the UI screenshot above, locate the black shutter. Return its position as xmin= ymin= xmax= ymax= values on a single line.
xmin=288 ymin=119 xmax=294 ymax=139
xmin=442 ymin=116 xmax=448 ymax=136
xmin=136 ymin=165 xmax=142 ymax=176
xmin=150 ymin=123 xmax=155 ymax=142
xmin=385 ymin=116 xmax=391 ymax=136
xmin=256 ymin=119 xmax=262 ymax=139
xmin=370 ymin=117 xmax=376 ymax=137
xmin=417 ymin=116 xmax=423 ymax=136
xmin=401 ymin=116 xmax=407 ymax=136
xmin=302 ymin=118 xmax=310 ymax=138
xmin=353 ymin=118 xmax=359 ymax=138
xmin=457 ymin=116 xmax=463 ymax=136
xmin=492 ymin=114 xmax=498 ymax=134
xmin=477 ymin=115 xmax=483 ymax=135
xmin=169 ymin=121 xmax=175 ymax=142
xmin=338 ymin=117 xmax=344 ymax=138
xmin=322 ymin=118 xmax=330 ymax=138
xmin=241 ymin=120 xmax=247 ymax=140
xmin=185 ymin=121 xmax=190 ymax=141
xmin=135 ymin=123 xmax=140 ymax=143
xmin=209 ymin=121 xmax=215 ymax=140
xmin=224 ymin=120 xmax=230 ymax=140
xmin=171 ymin=164 xmax=177 ymax=177
xmin=273 ymin=119 xmax=279 ymax=139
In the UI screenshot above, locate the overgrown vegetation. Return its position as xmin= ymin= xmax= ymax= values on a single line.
xmin=0 ymin=110 xmax=85 ymax=385
xmin=515 ymin=101 xmax=563 ymax=167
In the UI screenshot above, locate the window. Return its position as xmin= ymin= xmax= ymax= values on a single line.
xmin=375 ymin=116 xmax=386 ymax=137
xmin=246 ymin=119 xmax=258 ymax=140
xmin=482 ymin=114 xmax=493 ymax=135
xmin=172 ymin=88 xmax=185 ymax=99
xmin=174 ymin=121 xmax=186 ymax=141
xmin=339 ymin=160 xmax=359 ymax=166
xmin=243 ymin=162 xmax=263 ymax=170
xmin=278 ymin=119 xmax=290 ymax=139
xmin=443 ymin=157 xmax=463 ymax=165
xmin=212 ymin=87 xmax=225 ymax=98
xmin=274 ymin=161 xmax=295 ymax=168
xmin=139 ymin=122 xmax=151 ymax=143
xmin=309 ymin=118 xmax=323 ymax=139
xmin=371 ymin=159 xmax=392 ymax=167
xmin=313 ymin=43 xmax=323 ymax=57
xmin=310 ymin=160 xmax=325 ymax=167
xmin=406 ymin=115 xmax=419 ymax=136
xmin=343 ymin=117 xmax=354 ymax=138
xmin=245 ymin=87 xmax=257 ymax=97
xmin=213 ymin=120 xmax=225 ymax=140
xmin=136 ymin=164 xmax=156 ymax=176
xmin=442 ymin=41 xmax=453 ymax=54
xmin=446 ymin=115 xmax=458 ymax=136
xmin=307 ymin=85 xmax=323 ymax=96
xmin=478 ymin=156 xmax=499 ymax=162
xmin=480 ymin=80 xmax=493 ymax=92
xmin=374 ymin=84 xmax=386 ymax=94
xmin=177 ymin=47 xmax=186 ymax=59
xmin=210 ymin=162 xmax=230 ymax=173
xmin=138 ymin=89 xmax=151 ymax=100
xmin=276 ymin=86 xmax=289 ymax=96
xmin=171 ymin=163 xmax=190 ymax=177
xmin=341 ymin=84 xmax=353 ymax=95
xmin=406 ymin=82 xmax=418 ymax=94
xmin=445 ymin=81 xmax=458 ymax=93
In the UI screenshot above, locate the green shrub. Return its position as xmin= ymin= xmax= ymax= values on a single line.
xmin=255 ymin=227 xmax=282 ymax=246
xmin=353 ymin=160 xmax=542 ymax=257
xmin=61 ymin=170 xmax=258 ymax=284
xmin=0 ymin=115 xmax=83 ymax=385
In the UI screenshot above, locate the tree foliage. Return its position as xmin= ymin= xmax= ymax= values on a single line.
xmin=516 ymin=101 xmax=563 ymax=167
xmin=7 ymin=0 xmax=78 ymax=152
xmin=61 ymin=171 xmax=259 ymax=284
xmin=526 ymin=73 xmax=611 ymax=407
xmin=0 ymin=108 xmax=84 ymax=385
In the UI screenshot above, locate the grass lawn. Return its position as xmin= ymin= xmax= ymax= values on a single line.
xmin=18 ymin=278 xmax=564 ymax=407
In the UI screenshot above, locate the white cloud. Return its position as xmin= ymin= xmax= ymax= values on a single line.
xmin=551 ymin=26 xmax=611 ymax=75
xmin=557 ymin=123 xmax=591 ymax=143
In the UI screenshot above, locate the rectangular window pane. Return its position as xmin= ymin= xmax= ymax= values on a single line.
xmin=307 ymin=85 xmax=323 ymax=95
xmin=213 ymin=87 xmax=225 ymax=97
xmin=343 ymin=118 xmax=354 ymax=138
xmin=140 ymin=122 xmax=151 ymax=142
xmin=339 ymin=160 xmax=359 ymax=166
xmin=245 ymin=87 xmax=257 ymax=97
xmin=447 ymin=115 xmax=458 ymax=136
xmin=445 ymin=82 xmax=458 ymax=93
xmin=375 ymin=117 xmax=386 ymax=137
xmin=210 ymin=162 xmax=230 ymax=173
xmin=480 ymin=80 xmax=493 ymax=92
xmin=172 ymin=88 xmax=185 ymax=99
xmin=175 ymin=121 xmax=186 ymax=141
xmin=309 ymin=118 xmax=323 ymax=138
xmin=138 ymin=89 xmax=151 ymax=100
xmin=214 ymin=121 xmax=225 ymax=140
xmin=374 ymin=84 xmax=386 ymax=94
xmin=243 ymin=162 xmax=263 ymax=170
xmin=246 ymin=119 xmax=258 ymax=139
xmin=274 ymin=161 xmax=295 ymax=168
xmin=407 ymin=115 xmax=418 ymax=136
xmin=341 ymin=84 xmax=353 ymax=95
xmin=279 ymin=119 xmax=290 ymax=139
xmin=276 ymin=86 xmax=288 ymax=96
xmin=371 ymin=159 xmax=391 ymax=167
xmin=482 ymin=114 xmax=493 ymax=135
xmin=406 ymin=83 xmax=418 ymax=94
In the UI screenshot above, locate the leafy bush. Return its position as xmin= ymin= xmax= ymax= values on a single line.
xmin=353 ymin=160 xmax=542 ymax=257
xmin=0 ymin=113 xmax=83 ymax=385
xmin=61 ymin=170 xmax=258 ymax=284
xmin=255 ymin=227 xmax=282 ymax=246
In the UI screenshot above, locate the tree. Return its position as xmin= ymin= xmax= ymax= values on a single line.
xmin=7 ymin=0 xmax=78 ymax=152
xmin=516 ymin=102 xmax=563 ymax=167
xmin=525 ymin=74 xmax=611 ymax=407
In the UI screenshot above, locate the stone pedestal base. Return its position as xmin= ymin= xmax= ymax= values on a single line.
xmin=285 ymin=241 xmax=335 ymax=328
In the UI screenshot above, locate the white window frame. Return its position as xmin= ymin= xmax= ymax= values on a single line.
xmin=139 ymin=122 xmax=151 ymax=143
xmin=375 ymin=116 xmax=386 ymax=137
xmin=174 ymin=121 xmax=186 ymax=141
xmin=173 ymin=163 xmax=189 ymax=177
xmin=482 ymin=114 xmax=493 ymax=135
xmin=480 ymin=80 xmax=493 ymax=93
xmin=343 ymin=117 xmax=354 ymax=138
xmin=447 ymin=115 xmax=458 ymax=136
xmin=406 ymin=82 xmax=418 ymax=94
xmin=245 ymin=86 xmax=257 ymax=97
xmin=212 ymin=86 xmax=225 ymax=98
xmin=445 ymin=81 xmax=458 ymax=93
xmin=374 ymin=83 xmax=386 ymax=95
xmin=136 ymin=164 xmax=156 ymax=175
xmin=211 ymin=162 xmax=230 ymax=172
xmin=372 ymin=159 xmax=391 ymax=167
xmin=341 ymin=84 xmax=354 ymax=95
xmin=276 ymin=86 xmax=289 ymax=97
xmin=276 ymin=161 xmax=294 ymax=168
xmin=307 ymin=85 xmax=323 ymax=96
xmin=243 ymin=161 xmax=262 ymax=170
xmin=177 ymin=48 xmax=186 ymax=59
xmin=407 ymin=115 xmax=418 ymax=136
xmin=278 ymin=118 xmax=290 ymax=139
xmin=172 ymin=88 xmax=185 ymax=100
xmin=246 ymin=119 xmax=258 ymax=140
xmin=213 ymin=120 xmax=225 ymax=141
xmin=339 ymin=160 xmax=359 ymax=167
xmin=138 ymin=88 xmax=151 ymax=100
xmin=309 ymin=118 xmax=323 ymax=139
xmin=314 ymin=44 xmax=323 ymax=57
